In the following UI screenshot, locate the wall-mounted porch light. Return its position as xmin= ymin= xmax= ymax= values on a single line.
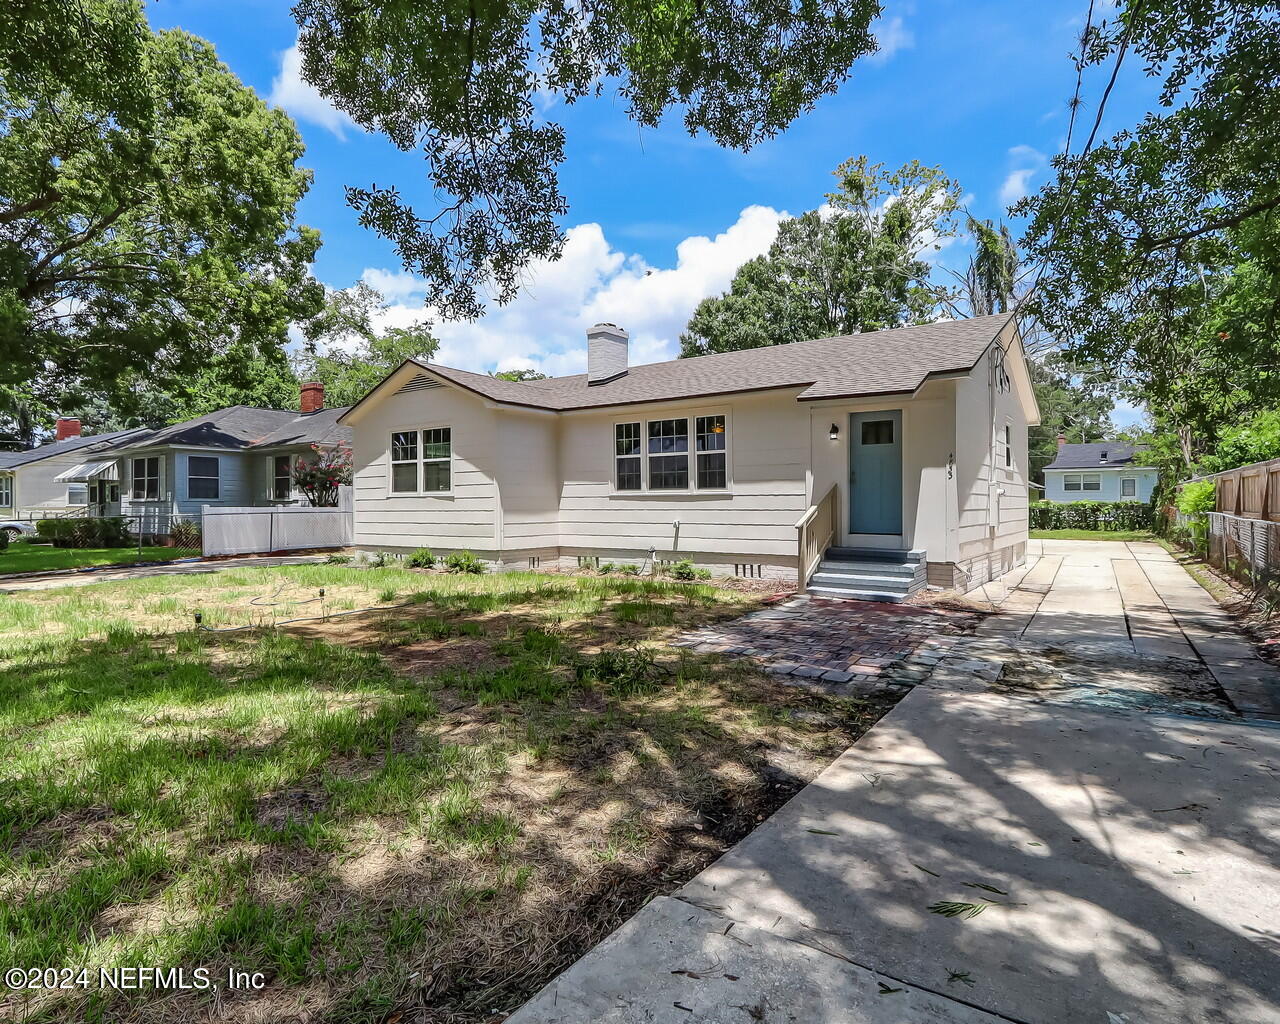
xmin=829 ymin=423 xmax=840 ymax=441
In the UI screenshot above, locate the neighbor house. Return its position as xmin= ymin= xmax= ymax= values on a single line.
xmin=106 ymin=383 xmax=352 ymax=531
xmin=0 ymin=419 xmax=148 ymax=524
xmin=338 ymin=313 xmax=1039 ymax=598
xmin=1043 ymin=441 xmax=1156 ymax=503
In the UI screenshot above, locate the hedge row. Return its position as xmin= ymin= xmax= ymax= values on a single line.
xmin=1029 ymin=500 xmax=1155 ymax=531
xmin=36 ymin=517 xmax=133 ymax=548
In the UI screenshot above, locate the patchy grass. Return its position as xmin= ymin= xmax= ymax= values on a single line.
xmin=0 ymin=566 xmax=896 ymax=1023
xmin=0 ymin=542 xmax=186 ymax=575
xmin=1030 ymin=528 xmax=1156 ymax=542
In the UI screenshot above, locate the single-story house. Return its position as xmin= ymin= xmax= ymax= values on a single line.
xmin=1043 ymin=441 xmax=1156 ymax=502
xmin=0 ymin=419 xmax=148 ymax=524
xmin=107 ymin=383 xmax=352 ymax=532
xmin=338 ymin=313 xmax=1039 ymax=598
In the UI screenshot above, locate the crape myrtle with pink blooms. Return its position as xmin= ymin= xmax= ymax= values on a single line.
xmin=293 ymin=443 xmax=353 ymax=507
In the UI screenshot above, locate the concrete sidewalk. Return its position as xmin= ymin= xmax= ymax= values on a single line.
xmin=509 ymin=688 xmax=1280 ymax=1024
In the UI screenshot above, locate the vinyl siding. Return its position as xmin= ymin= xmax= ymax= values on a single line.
xmin=1044 ymin=467 xmax=1158 ymax=502
xmin=351 ymin=383 xmax=499 ymax=551
xmin=953 ymin=325 xmax=1031 ymax=575
xmin=117 ymin=449 xmax=254 ymax=519
xmin=556 ymin=391 xmax=809 ymax=561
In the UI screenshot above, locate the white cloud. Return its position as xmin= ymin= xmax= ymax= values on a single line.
xmin=999 ymin=145 xmax=1048 ymax=208
xmin=269 ymin=42 xmax=357 ymax=140
xmin=870 ymin=16 xmax=914 ymax=63
xmin=356 ymin=205 xmax=788 ymax=377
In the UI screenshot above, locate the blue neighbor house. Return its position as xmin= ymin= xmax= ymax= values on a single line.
xmin=1043 ymin=439 xmax=1157 ymax=503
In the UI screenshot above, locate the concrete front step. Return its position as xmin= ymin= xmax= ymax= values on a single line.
xmin=807 ymin=585 xmax=909 ymax=603
xmin=810 ymin=571 xmax=915 ymax=591
xmin=826 ymin=546 xmax=925 ymax=564
xmin=816 ymin=559 xmax=918 ymax=578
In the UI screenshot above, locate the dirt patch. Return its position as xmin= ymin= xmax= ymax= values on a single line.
xmin=994 ymin=641 xmax=1236 ymax=719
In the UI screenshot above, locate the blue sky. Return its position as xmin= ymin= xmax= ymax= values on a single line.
xmin=148 ymin=0 xmax=1156 ymax=424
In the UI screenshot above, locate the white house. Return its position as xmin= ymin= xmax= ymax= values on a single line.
xmin=338 ymin=313 xmax=1039 ymax=599
xmin=0 ymin=420 xmax=148 ymax=529
xmin=1043 ymin=442 xmax=1157 ymax=503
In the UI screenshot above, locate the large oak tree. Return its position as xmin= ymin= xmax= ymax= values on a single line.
xmin=0 ymin=0 xmax=323 ymax=413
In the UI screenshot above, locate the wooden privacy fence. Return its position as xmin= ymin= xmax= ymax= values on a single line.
xmin=202 ymin=506 xmax=352 ymax=557
xmin=1210 ymin=456 xmax=1280 ymax=521
xmin=1189 ymin=456 xmax=1280 ymax=587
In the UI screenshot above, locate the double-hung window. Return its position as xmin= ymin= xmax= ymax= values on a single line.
xmin=647 ymin=418 xmax=689 ymax=490
xmin=1063 ymin=473 xmax=1101 ymax=492
xmin=0 ymin=475 xmax=10 ymax=508
xmin=390 ymin=428 xmax=452 ymax=494
xmin=271 ymin=455 xmax=292 ymax=500
xmin=1121 ymin=477 xmax=1137 ymax=498
xmin=615 ymin=413 xmax=729 ymax=492
xmin=615 ymin=422 xmax=642 ymax=490
xmin=695 ymin=415 xmax=727 ymax=489
xmin=131 ymin=456 xmax=160 ymax=500
xmin=187 ymin=456 xmax=219 ymax=500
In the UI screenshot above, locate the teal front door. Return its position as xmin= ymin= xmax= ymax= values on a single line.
xmin=849 ymin=410 xmax=903 ymax=535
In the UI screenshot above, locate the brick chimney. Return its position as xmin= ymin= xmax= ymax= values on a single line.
xmin=300 ymin=381 xmax=324 ymax=413
xmin=1056 ymin=433 xmax=1067 ymax=448
xmin=586 ymin=323 xmax=629 ymax=385
xmin=55 ymin=417 xmax=81 ymax=440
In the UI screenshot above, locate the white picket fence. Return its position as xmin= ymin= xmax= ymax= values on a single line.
xmin=202 ymin=505 xmax=352 ymax=557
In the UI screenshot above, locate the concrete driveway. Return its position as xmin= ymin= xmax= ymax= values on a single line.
xmin=509 ymin=541 xmax=1280 ymax=1024
xmin=980 ymin=539 xmax=1280 ymax=719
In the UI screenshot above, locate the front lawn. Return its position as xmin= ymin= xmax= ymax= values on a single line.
xmin=0 ymin=541 xmax=187 ymax=575
xmin=1030 ymin=528 xmax=1156 ymax=541
xmin=0 ymin=565 xmax=893 ymax=1023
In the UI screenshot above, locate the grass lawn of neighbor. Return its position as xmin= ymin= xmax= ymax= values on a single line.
xmin=0 ymin=541 xmax=187 ymax=575
xmin=1030 ymin=528 xmax=1156 ymax=542
xmin=0 ymin=564 xmax=894 ymax=1023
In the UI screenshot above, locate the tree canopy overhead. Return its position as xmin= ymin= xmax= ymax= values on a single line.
xmin=1018 ymin=0 xmax=1280 ymax=464
xmin=293 ymin=0 xmax=883 ymax=320
xmin=679 ymin=158 xmax=961 ymax=356
xmin=0 ymin=0 xmax=322 ymax=398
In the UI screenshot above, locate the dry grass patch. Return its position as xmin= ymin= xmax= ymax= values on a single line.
xmin=0 ymin=566 xmax=895 ymax=1023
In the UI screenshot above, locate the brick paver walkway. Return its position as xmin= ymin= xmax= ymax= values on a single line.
xmin=672 ymin=596 xmax=979 ymax=696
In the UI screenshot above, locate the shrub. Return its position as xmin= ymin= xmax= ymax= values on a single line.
xmin=1028 ymin=501 xmax=1154 ymax=532
xmin=35 ymin=517 xmax=133 ymax=548
xmin=0 ymin=529 xmax=7 ymax=552
xmin=169 ymin=519 xmax=201 ymax=549
xmin=407 ymin=547 xmax=435 ymax=568
xmin=324 ymin=553 xmax=351 ymax=564
xmin=1177 ymin=479 xmax=1217 ymax=519
xmin=443 ymin=550 xmax=486 ymax=574
xmin=293 ymin=443 xmax=353 ymax=507
xmin=597 ymin=562 xmax=615 ymax=575
xmin=619 ymin=564 xmax=640 ymax=576
xmin=666 ymin=559 xmax=698 ymax=580
xmin=693 ymin=567 xmax=713 ymax=580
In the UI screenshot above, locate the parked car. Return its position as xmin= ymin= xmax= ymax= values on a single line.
xmin=1 ymin=520 xmax=37 ymax=542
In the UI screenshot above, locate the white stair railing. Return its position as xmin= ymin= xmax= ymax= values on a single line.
xmin=794 ymin=483 xmax=838 ymax=589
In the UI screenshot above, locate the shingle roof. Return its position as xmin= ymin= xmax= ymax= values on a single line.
xmin=1043 ymin=442 xmax=1149 ymax=470
xmin=389 ymin=313 xmax=1015 ymax=413
xmin=0 ymin=427 xmax=148 ymax=469
xmin=247 ymin=407 xmax=352 ymax=449
xmin=119 ymin=406 xmax=299 ymax=450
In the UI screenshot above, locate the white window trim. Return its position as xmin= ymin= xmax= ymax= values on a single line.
xmin=611 ymin=410 xmax=732 ymax=495
xmin=267 ymin=454 xmax=293 ymax=502
xmin=0 ymin=474 xmax=11 ymax=508
xmin=130 ymin=455 xmax=163 ymax=501
xmin=387 ymin=425 xmax=454 ymax=497
xmin=1120 ymin=477 xmax=1138 ymax=498
xmin=1063 ymin=472 xmax=1102 ymax=492
xmin=186 ymin=454 xmax=220 ymax=501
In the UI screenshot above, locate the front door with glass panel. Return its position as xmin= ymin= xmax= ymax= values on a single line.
xmin=849 ymin=410 xmax=903 ymax=535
